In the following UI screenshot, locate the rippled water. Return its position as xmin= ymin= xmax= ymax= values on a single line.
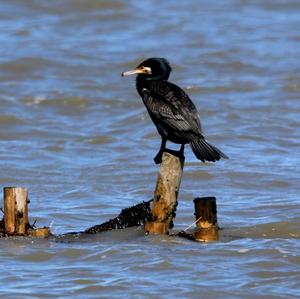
xmin=0 ymin=0 xmax=300 ymax=298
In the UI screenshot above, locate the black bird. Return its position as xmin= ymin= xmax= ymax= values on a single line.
xmin=122 ymin=57 xmax=228 ymax=164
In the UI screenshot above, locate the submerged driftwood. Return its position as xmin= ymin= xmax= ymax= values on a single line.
xmin=85 ymin=200 xmax=152 ymax=234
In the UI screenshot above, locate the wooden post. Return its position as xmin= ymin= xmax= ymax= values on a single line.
xmin=1 ymin=187 xmax=51 ymax=238
xmin=4 ymin=187 xmax=29 ymax=235
xmin=193 ymin=197 xmax=219 ymax=242
xmin=144 ymin=152 xmax=184 ymax=234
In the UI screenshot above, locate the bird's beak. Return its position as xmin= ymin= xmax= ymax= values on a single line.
xmin=121 ymin=66 xmax=152 ymax=77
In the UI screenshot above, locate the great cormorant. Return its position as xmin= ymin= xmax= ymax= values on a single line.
xmin=122 ymin=57 xmax=228 ymax=164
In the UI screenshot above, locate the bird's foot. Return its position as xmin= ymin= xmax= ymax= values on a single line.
xmin=153 ymin=149 xmax=185 ymax=164
xmin=154 ymin=151 xmax=163 ymax=164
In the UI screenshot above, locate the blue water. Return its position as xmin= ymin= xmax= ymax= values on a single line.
xmin=0 ymin=0 xmax=299 ymax=298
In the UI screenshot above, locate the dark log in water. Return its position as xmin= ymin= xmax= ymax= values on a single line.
xmin=85 ymin=200 xmax=152 ymax=234
xmin=144 ymin=152 xmax=184 ymax=234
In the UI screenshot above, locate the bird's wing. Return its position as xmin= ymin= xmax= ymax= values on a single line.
xmin=141 ymin=81 xmax=202 ymax=134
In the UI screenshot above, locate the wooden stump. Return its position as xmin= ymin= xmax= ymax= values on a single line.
xmin=27 ymin=227 xmax=51 ymax=238
xmin=1 ymin=187 xmax=51 ymax=238
xmin=144 ymin=152 xmax=184 ymax=234
xmin=193 ymin=197 xmax=219 ymax=242
xmin=4 ymin=187 xmax=29 ymax=235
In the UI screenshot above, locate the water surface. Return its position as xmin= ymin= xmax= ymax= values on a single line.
xmin=0 ymin=0 xmax=299 ymax=298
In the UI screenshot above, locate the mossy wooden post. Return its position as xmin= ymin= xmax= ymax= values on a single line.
xmin=144 ymin=152 xmax=184 ymax=234
xmin=4 ymin=187 xmax=29 ymax=235
xmin=193 ymin=197 xmax=219 ymax=242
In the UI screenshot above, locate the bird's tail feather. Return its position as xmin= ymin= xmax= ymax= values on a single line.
xmin=190 ymin=138 xmax=228 ymax=162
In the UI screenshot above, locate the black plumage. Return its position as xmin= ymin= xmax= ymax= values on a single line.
xmin=122 ymin=57 xmax=228 ymax=164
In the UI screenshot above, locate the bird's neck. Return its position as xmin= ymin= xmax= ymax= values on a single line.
xmin=136 ymin=76 xmax=162 ymax=93
xmin=136 ymin=76 xmax=145 ymax=94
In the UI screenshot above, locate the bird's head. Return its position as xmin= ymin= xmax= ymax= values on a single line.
xmin=122 ymin=57 xmax=171 ymax=80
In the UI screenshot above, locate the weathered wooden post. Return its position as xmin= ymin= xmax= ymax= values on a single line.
xmin=1 ymin=187 xmax=51 ymax=238
xmin=193 ymin=197 xmax=219 ymax=242
xmin=144 ymin=152 xmax=184 ymax=234
xmin=4 ymin=187 xmax=29 ymax=235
